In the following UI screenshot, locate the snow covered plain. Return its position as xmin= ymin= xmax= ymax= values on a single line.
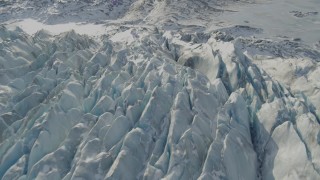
xmin=0 ymin=0 xmax=320 ymax=179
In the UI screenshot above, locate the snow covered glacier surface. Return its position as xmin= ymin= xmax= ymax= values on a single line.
xmin=0 ymin=25 xmax=319 ymax=180
xmin=0 ymin=0 xmax=320 ymax=180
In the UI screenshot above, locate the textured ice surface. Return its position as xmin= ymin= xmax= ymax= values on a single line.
xmin=0 ymin=24 xmax=319 ymax=180
xmin=0 ymin=0 xmax=320 ymax=180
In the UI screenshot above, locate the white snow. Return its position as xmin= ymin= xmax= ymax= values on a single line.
xmin=6 ymin=19 xmax=106 ymax=36
xmin=211 ymin=0 xmax=320 ymax=45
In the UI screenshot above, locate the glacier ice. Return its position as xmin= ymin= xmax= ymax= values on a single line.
xmin=0 ymin=24 xmax=319 ymax=180
xmin=0 ymin=0 xmax=320 ymax=179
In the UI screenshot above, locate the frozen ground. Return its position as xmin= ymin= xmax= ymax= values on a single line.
xmin=0 ymin=0 xmax=320 ymax=180
xmin=211 ymin=0 xmax=320 ymax=46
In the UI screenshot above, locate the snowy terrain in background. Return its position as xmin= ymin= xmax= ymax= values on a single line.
xmin=0 ymin=0 xmax=320 ymax=179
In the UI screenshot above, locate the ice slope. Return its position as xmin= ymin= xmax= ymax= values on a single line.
xmin=0 ymin=0 xmax=238 ymax=24
xmin=0 ymin=0 xmax=135 ymax=24
xmin=1 ymin=0 xmax=320 ymax=180
xmin=0 ymin=22 xmax=320 ymax=180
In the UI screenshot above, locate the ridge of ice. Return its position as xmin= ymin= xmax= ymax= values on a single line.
xmin=0 ymin=0 xmax=320 ymax=179
xmin=0 ymin=24 xmax=319 ymax=179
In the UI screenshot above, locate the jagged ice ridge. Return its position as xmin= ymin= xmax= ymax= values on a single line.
xmin=0 ymin=24 xmax=319 ymax=179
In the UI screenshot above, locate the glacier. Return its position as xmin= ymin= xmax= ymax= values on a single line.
xmin=0 ymin=0 xmax=320 ymax=180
